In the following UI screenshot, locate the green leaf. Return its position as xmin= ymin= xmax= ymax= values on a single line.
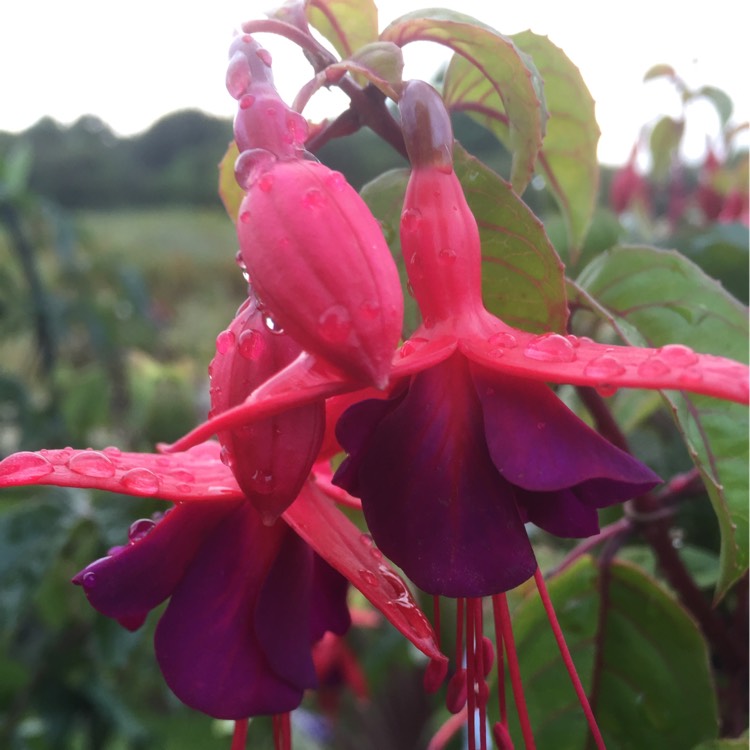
xmin=218 ymin=141 xmax=242 ymax=223
xmin=649 ymin=116 xmax=685 ymax=181
xmin=320 ymin=41 xmax=404 ymax=100
xmin=508 ymin=557 xmax=718 ymax=749
xmin=360 ymin=146 xmax=568 ymax=334
xmin=643 ymin=63 xmax=677 ymax=82
xmin=381 ymin=9 xmax=544 ymax=193
xmin=444 ymin=32 xmax=600 ymax=258
xmin=306 ymin=0 xmax=379 ymax=59
xmin=695 ymin=85 xmax=734 ymax=127
xmin=575 ymin=246 xmax=749 ymax=598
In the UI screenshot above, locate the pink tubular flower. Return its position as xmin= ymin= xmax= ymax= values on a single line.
xmin=228 ymin=33 xmax=403 ymax=387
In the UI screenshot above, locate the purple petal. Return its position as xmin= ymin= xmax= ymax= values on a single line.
xmin=472 ymin=366 xmax=660 ymax=498
xmin=72 ymin=501 xmax=237 ymax=630
xmin=155 ymin=503 xmax=304 ymax=718
xmin=335 ymin=354 xmax=537 ymax=597
xmin=517 ymin=488 xmax=600 ymax=538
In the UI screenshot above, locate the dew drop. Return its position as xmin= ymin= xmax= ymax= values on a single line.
xmin=239 ymin=210 xmax=251 ymax=224
xmin=257 ymin=173 xmax=274 ymax=193
xmin=263 ymin=315 xmax=284 ymax=334
xmin=359 ymin=533 xmax=374 ymax=548
xmin=583 ymin=355 xmax=626 ymax=379
xmin=319 ymin=304 xmax=352 ymax=343
xmin=239 ymin=94 xmax=255 ymax=110
xmin=488 ymin=331 xmax=518 ymax=349
xmin=235 ymin=148 xmax=276 ymax=189
xmin=249 ymin=469 xmax=275 ymax=495
xmin=238 ymin=328 xmax=265 ymax=360
xmin=220 ymin=446 xmax=233 ymax=467
xmin=256 ymin=47 xmax=272 ymax=66
xmin=638 ymin=358 xmax=670 ymax=377
xmin=359 ymin=300 xmax=380 ymax=320
xmin=168 ymin=469 xmax=195 ymax=484
xmin=566 ymin=334 xmax=581 ymax=347
xmin=285 ymin=112 xmax=309 ymax=145
xmin=438 ymin=248 xmax=457 ymax=264
xmin=0 ymin=452 xmax=54 ymax=480
xmin=120 ymin=468 xmax=161 ymax=495
xmin=359 ymin=569 xmax=378 ymax=587
xmin=68 ymin=450 xmax=116 ymax=478
xmin=595 ymin=384 xmax=619 ymax=397
xmin=302 ymin=187 xmax=325 ymax=208
xmin=325 ymin=170 xmax=346 ymax=191
xmin=128 ymin=518 xmax=156 ymax=543
xmin=215 ymin=329 xmax=236 ymax=355
xmin=658 ymin=343 xmax=699 ymax=367
xmin=406 ymin=281 xmax=415 ymax=298
xmin=523 ymin=333 xmax=576 ymax=363
xmin=103 ymin=446 xmax=122 ymax=457
xmin=401 ymin=208 xmax=422 ymax=232
xmin=81 ymin=571 xmax=97 ymax=590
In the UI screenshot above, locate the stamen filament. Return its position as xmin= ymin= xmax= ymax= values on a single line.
xmin=231 ymin=719 xmax=248 ymax=750
xmin=466 ymin=599 xmax=477 ymax=750
xmin=533 ymin=568 xmax=607 ymax=750
xmin=494 ymin=593 xmax=536 ymax=750
xmin=492 ymin=596 xmax=507 ymax=727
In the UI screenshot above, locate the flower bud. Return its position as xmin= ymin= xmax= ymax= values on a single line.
xmin=210 ymin=297 xmax=325 ymax=521
xmin=237 ymin=159 xmax=403 ymax=387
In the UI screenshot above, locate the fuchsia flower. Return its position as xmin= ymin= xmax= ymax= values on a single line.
xmin=0 ymin=295 xmax=443 ymax=730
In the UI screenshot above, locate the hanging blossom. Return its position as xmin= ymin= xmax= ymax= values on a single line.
xmin=0 ymin=294 xmax=445 ymax=747
xmin=164 ymin=80 xmax=749 ymax=749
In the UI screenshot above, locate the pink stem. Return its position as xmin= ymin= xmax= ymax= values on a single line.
xmin=494 ymin=593 xmax=536 ymax=750
xmin=533 ymin=569 xmax=607 ymax=750
xmin=427 ymin=707 xmax=468 ymax=750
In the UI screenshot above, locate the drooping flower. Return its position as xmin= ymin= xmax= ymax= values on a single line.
xmin=0 ymin=291 xmax=444 ymax=734
xmin=228 ymin=33 xmax=403 ymax=387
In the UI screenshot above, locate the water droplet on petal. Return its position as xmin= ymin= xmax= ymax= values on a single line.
xmin=103 ymin=446 xmax=122 ymax=457
xmin=359 ymin=569 xmax=378 ymax=587
xmin=168 ymin=469 xmax=195 ymax=484
xmin=239 ymin=94 xmax=255 ymax=110
xmin=263 ymin=315 xmax=284 ymax=334
xmin=566 ymin=334 xmax=581 ymax=347
xmin=238 ymin=328 xmax=265 ymax=360
xmin=488 ymin=331 xmax=518 ymax=349
xmin=401 ymin=208 xmax=422 ymax=233
xmin=638 ymin=358 xmax=670 ymax=377
xmin=595 ymin=384 xmax=619 ymax=397
xmin=235 ymin=148 xmax=276 ymax=189
xmin=215 ymin=329 xmax=235 ymax=354
xmin=583 ymin=355 xmax=626 ymax=379
xmin=438 ymin=248 xmax=457 ymax=264
xmin=256 ymin=47 xmax=272 ymax=66
xmin=319 ymin=304 xmax=352 ymax=343
xmin=326 ymin=171 xmax=346 ymax=191
xmin=399 ymin=336 xmax=428 ymax=358
xmin=658 ymin=343 xmax=698 ymax=366
xmin=0 ymin=452 xmax=54 ymax=480
xmin=120 ymin=468 xmax=161 ymax=495
xmin=523 ymin=333 xmax=576 ymax=363
xmin=81 ymin=571 xmax=97 ymax=590
xmin=302 ymin=187 xmax=325 ymax=208
xmin=257 ymin=173 xmax=274 ymax=193
xmin=248 ymin=469 xmax=275 ymax=495
xmin=359 ymin=300 xmax=380 ymax=320
xmin=128 ymin=518 xmax=156 ymax=543
xmin=69 ymin=451 xmax=116 ymax=478
xmin=239 ymin=210 xmax=251 ymax=224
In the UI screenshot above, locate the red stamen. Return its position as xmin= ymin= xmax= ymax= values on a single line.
xmin=533 ymin=568 xmax=607 ymax=750
xmin=272 ymin=713 xmax=292 ymax=750
xmin=494 ymin=593 xmax=536 ymax=750
xmin=231 ymin=719 xmax=248 ymax=750
xmin=466 ymin=599 xmax=477 ymax=750
xmin=491 ymin=596 xmax=507 ymax=727
xmin=425 ymin=595 xmax=448 ymax=693
xmin=473 ymin=599 xmax=488 ymax=750
xmin=492 ymin=721 xmax=515 ymax=750
xmin=446 ymin=668 xmax=468 ymax=713
xmin=455 ymin=597 xmax=465 ymax=668
xmin=427 ymin=706 xmax=468 ymax=750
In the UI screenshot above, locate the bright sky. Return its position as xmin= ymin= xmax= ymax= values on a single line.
xmin=2 ymin=1 xmax=747 ymax=166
